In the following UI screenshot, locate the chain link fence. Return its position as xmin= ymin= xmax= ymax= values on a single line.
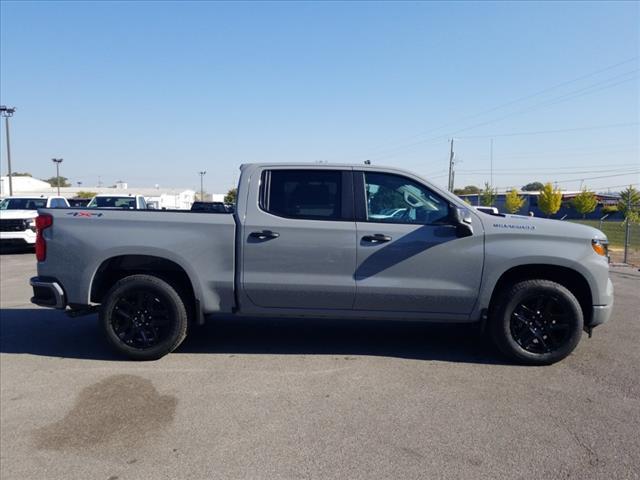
xmin=571 ymin=218 xmax=640 ymax=266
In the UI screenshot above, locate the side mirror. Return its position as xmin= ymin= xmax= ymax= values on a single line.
xmin=451 ymin=206 xmax=473 ymax=237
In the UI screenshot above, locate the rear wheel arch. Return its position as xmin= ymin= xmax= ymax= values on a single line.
xmin=90 ymin=255 xmax=197 ymax=316
xmin=488 ymin=264 xmax=593 ymax=326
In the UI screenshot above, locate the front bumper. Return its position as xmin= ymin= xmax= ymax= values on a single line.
xmin=589 ymin=278 xmax=614 ymax=328
xmin=591 ymin=304 xmax=613 ymax=327
xmin=30 ymin=277 xmax=66 ymax=309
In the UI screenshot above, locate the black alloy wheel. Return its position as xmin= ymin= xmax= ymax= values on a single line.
xmin=100 ymin=274 xmax=189 ymax=360
xmin=490 ymin=279 xmax=583 ymax=365
xmin=510 ymin=294 xmax=572 ymax=354
xmin=110 ymin=288 xmax=172 ymax=349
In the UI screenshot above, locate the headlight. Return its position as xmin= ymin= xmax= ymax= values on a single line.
xmin=27 ymin=218 xmax=37 ymax=232
xmin=591 ymin=238 xmax=608 ymax=257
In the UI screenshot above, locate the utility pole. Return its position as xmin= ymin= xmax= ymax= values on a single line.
xmin=52 ymin=158 xmax=63 ymax=196
xmin=199 ymin=171 xmax=206 ymax=201
xmin=447 ymin=139 xmax=455 ymax=192
xmin=1 ymin=106 xmax=16 ymax=196
xmin=490 ymin=138 xmax=494 ymax=189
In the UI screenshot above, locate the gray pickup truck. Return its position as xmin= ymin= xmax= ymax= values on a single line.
xmin=30 ymin=163 xmax=613 ymax=364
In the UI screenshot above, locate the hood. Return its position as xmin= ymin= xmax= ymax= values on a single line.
xmin=0 ymin=210 xmax=39 ymax=220
xmin=480 ymin=213 xmax=607 ymax=241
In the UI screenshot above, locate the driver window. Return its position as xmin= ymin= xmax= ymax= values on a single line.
xmin=364 ymin=172 xmax=449 ymax=225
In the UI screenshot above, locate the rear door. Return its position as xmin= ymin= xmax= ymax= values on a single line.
xmin=241 ymin=168 xmax=357 ymax=310
xmin=353 ymin=170 xmax=484 ymax=316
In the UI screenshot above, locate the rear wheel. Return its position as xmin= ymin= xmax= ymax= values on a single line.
xmin=100 ymin=274 xmax=188 ymax=360
xmin=490 ymin=279 xmax=583 ymax=365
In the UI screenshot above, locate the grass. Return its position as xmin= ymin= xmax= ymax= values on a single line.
xmin=569 ymin=220 xmax=639 ymax=249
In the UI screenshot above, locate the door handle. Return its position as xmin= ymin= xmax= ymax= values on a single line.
xmin=249 ymin=230 xmax=280 ymax=240
xmin=362 ymin=234 xmax=392 ymax=244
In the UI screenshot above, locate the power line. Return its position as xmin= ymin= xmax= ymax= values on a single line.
xmin=430 ymin=71 xmax=638 ymax=141
xmin=456 ymin=121 xmax=639 ymax=139
xmin=366 ymin=70 xmax=637 ymax=162
xmin=458 ymin=167 xmax=638 ymax=175
xmin=484 ymin=172 xmax=639 ymax=190
xmin=501 ymin=142 xmax=638 ymax=155
xmin=349 ymin=57 xmax=639 ymax=161
xmin=592 ymin=183 xmax=640 ymax=190
xmin=457 ymin=163 xmax=639 ymax=172
xmin=553 ymin=171 xmax=640 ymax=184
xmin=491 ymin=148 xmax=638 ymax=161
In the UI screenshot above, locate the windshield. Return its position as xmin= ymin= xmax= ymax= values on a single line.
xmin=88 ymin=197 xmax=136 ymax=209
xmin=0 ymin=198 xmax=47 ymax=210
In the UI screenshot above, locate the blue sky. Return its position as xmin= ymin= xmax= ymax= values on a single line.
xmin=1 ymin=1 xmax=638 ymax=194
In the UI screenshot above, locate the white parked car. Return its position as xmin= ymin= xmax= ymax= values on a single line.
xmin=87 ymin=194 xmax=148 ymax=210
xmin=0 ymin=196 xmax=70 ymax=246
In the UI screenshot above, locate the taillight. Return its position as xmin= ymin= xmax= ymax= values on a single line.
xmin=35 ymin=214 xmax=53 ymax=262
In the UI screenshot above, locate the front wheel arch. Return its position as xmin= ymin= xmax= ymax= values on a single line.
xmin=487 ymin=264 xmax=592 ymax=326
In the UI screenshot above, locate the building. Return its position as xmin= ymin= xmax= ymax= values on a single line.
xmin=0 ymin=176 xmax=52 ymax=195
xmin=460 ymin=191 xmax=622 ymax=220
xmin=0 ymin=175 xmax=221 ymax=210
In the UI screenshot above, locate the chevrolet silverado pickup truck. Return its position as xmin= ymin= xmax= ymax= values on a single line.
xmin=30 ymin=164 xmax=613 ymax=364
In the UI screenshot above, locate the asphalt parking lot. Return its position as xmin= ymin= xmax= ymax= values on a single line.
xmin=1 ymin=251 xmax=639 ymax=480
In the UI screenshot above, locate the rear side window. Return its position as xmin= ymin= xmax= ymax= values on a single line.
xmin=261 ymin=170 xmax=342 ymax=220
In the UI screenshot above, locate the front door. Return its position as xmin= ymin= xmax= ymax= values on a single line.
xmin=353 ymin=171 xmax=484 ymax=316
xmin=241 ymin=168 xmax=357 ymax=310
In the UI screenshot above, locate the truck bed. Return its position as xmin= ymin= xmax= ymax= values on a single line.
xmin=37 ymin=208 xmax=237 ymax=314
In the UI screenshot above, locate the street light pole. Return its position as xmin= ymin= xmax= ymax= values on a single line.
xmin=52 ymin=158 xmax=63 ymax=196
xmin=199 ymin=171 xmax=206 ymax=201
xmin=1 ymin=106 xmax=16 ymax=196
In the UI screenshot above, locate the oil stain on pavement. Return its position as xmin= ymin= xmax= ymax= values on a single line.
xmin=33 ymin=374 xmax=177 ymax=452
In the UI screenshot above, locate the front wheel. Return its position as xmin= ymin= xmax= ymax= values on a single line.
xmin=100 ymin=274 xmax=189 ymax=360
xmin=490 ymin=279 xmax=583 ymax=365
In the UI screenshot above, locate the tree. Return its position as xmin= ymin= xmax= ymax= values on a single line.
xmin=538 ymin=182 xmax=562 ymax=217
xmin=522 ymin=181 xmax=544 ymax=192
xmin=453 ymin=185 xmax=481 ymax=196
xmin=480 ymin=182 xmax=496 ymax=206
xmin=10 ymin=172 xmax=32 ymax=177
xmin=224 ymin=187 xmax=237 ymax=205
xmin=504 ymin=188 xmax=525 ymax=214
xmin=75 ymin=191 xmax=97 ymax=199
xmin=45 ymin=176 xmax=71 ymax=187
xmin=618 ymin=186 xmax=640 ymax=223
xmin=571 ymin=188 xmax=597 ymax=218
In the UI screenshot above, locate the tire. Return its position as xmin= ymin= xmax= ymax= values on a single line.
xmin=490 ymin=279 xmax=583 ymax=365
xmin=100 ymin=274 xmax=189 ymax=360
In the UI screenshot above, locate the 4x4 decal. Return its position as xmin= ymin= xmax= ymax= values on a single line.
xmin=65 ymin=212 xmax=103 ymax=218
